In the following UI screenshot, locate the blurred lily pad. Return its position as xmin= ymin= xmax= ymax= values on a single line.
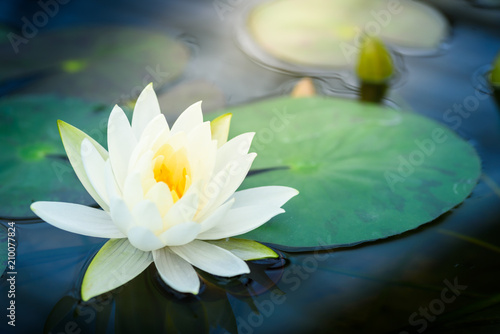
xmin=213 ymin=96 xmax=480 ymax=249
xmin=0 ymin=26 xmax=189 ymax=103
xmin=245 ymin=0 xmax=448 ymax=69
xmin=0 ymin=95 xmax=108 ymax=219
xmin=157 ymin=79 xmax=225 ymax=124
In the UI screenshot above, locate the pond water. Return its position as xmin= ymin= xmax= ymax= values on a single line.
xmin=1 ymin=0 xmax=500 ymax=333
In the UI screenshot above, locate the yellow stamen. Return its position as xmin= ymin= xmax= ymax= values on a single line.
xmin=152 ymin=144 xmax=191 ymax=202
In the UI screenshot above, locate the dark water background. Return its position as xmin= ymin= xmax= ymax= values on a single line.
xmin=1 ymin=0 xmax=500 ymax=333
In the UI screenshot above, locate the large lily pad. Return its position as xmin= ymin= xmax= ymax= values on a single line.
xmin=0 ymin=95 xmax=109 ymax=219
xmin=244 ymin=0 xmax=448 ymax=69
xmin=213 ymin=96 xmax=480 ymax=249
xmin=0 ymin=26 xmax=189 ymax=103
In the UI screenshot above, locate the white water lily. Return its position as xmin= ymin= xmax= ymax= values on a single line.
xmin=31 ymin=84 xmax=298 ymax=300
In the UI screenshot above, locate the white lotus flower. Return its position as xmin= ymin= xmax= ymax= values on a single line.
xmin=31 ymin=84 xmax=298 ymax=300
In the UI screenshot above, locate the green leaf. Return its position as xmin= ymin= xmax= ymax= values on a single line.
xmin=0 ymin=26 xmax=189 ymax=103
xmin=210 ymin=96 xmax=481 ymax=249
xmin=82 ymin=239 xmax=153 ymax=301
xmin=356 ymin=36 xmax=393 ymax=83
xmin=205 ymin=238 xmax=278 ymax=260
xmin=0 ymin=95 xmax=109 ymax=218
xmin=246 ymin=0 xmax=448 ymax=68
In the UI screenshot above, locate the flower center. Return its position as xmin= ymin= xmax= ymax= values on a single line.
xmin=152 ymin=144 xmax=192 ymax=203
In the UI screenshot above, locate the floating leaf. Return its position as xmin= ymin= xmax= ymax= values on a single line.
xmin=0 ymin=95 xmax=109 ymax=218
xmin=245 ymin=0 xmax=448 ymax=69
xmin=211 ymin=96 xmax=480 ymax=249
xmin=0 ymin=26 xmax=189 ymax=103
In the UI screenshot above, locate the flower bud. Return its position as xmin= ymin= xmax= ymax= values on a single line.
xmin=356 ymin=36 xmax=393 ymax=84
xmin=491 ymin=52 xmax=500 ymax=88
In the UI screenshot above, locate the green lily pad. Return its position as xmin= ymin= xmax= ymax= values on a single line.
xmin=212 ymin=96 xmax=480 ymax=249
xmin=0 ymin=95 xmax=109 ymax=219
xmin=244 ymin=0 xmax=448 ymax=69
xmin=0 ymin=26 xmax=189 ymax=103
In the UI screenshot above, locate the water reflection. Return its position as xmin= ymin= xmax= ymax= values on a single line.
xmin=44 ymin=256 xmax=287 ymax=334
xmin=0 ymin=0 xmax=499 ymax=333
